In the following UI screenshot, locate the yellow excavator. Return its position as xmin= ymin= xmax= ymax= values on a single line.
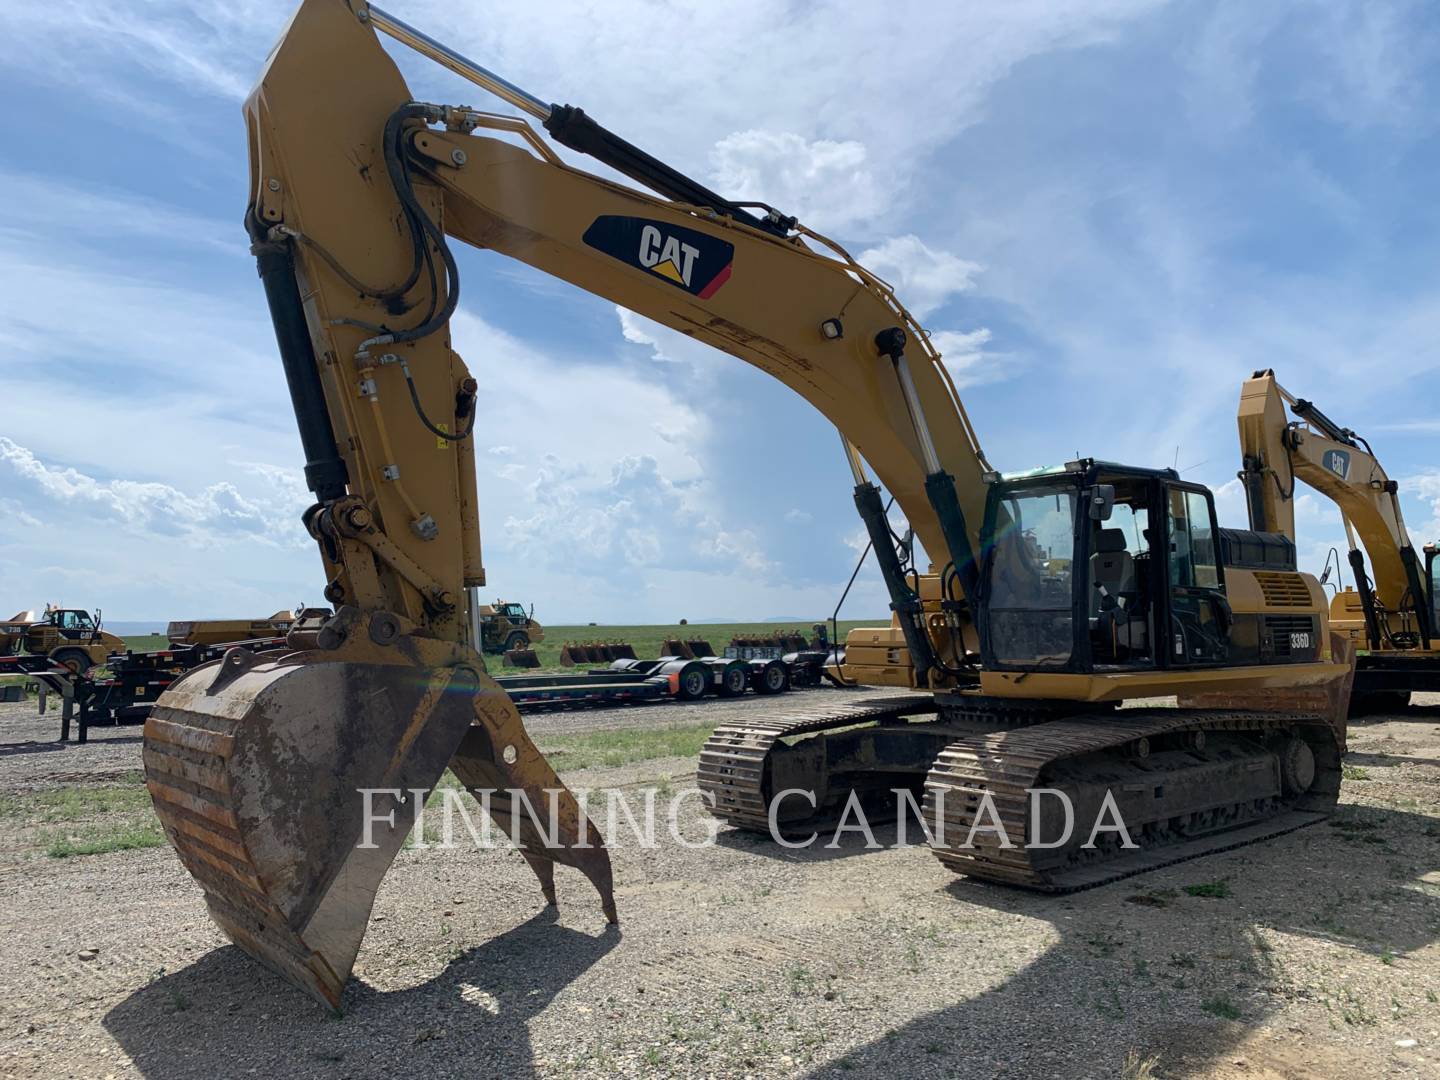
xmin=144 ymin=0 xmax=1354 ymax=1008
xmin=1238 ymin=369 xmax=1439 ymax=710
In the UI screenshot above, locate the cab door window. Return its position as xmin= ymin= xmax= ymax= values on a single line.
xmin=986 ymin=485 xmax=1077 ymax=666
xmin=1088 ymin=490 xmax=1153 ymax=666
xmin=1165 ymin=487 xmax=1227 ymax=664
xmin=1168 ymin=489 xmax=1219 ymax=590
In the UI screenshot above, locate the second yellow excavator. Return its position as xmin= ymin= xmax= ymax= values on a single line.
xmin=1239 ymin=369 xmax=1439 ymax=709
xmin=144 ymin=0 xmax=1355 ymax=1008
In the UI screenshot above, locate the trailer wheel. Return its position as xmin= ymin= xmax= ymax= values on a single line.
xmin=717 ymin=664 xmax=748 ymax=698
xmin=504 ymin=632 xmax=530 ymax=652
xmin=676 ymin=668 xmax=708 ymax=701
xmin=51 ymin=648 xmax=93 ymax=674
xmin=756 ymin=661 xmax=789 ymax=695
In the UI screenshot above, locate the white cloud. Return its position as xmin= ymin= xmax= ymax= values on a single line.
xmin=857 ymin=235 xmax=982 ymax=319
xmin=0 ymin=437 xmax=306 ymax=547
xmin=1407 ymin=470 xmax=1440 ymax=544
xmin=615 ymin=307 xmax=719 ymax=372
xmin=784 ymin=509 xmax=813 ymax=524
xmin=708 ymin=131 xmax=883 ymax=233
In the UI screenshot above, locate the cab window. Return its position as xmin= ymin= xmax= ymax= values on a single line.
xmin=1167 ymin=488 xmax=1219 ymax=590
xmin=986 ymin=485 xmax=1076 ymax=666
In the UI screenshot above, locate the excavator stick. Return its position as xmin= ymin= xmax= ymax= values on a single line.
xmin=144 ymin=610 xmax=614 ymax=1009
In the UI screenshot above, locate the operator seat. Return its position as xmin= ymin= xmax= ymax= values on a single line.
xmin=1091 ymin=528 xmax=1135 ymax=607
xmin=1091 ymin=528 xmax=1149 ymax=661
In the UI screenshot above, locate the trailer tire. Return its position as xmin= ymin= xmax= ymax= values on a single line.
xmin=717 ymin=664 xmax=748 ymax=698
xmin=755 ymin=660 xmax=789 ymax=695
xmin=50 ymin=648 xmax=93 ymax=675
xmin=676 ymin=667 xmax=708 ymax=701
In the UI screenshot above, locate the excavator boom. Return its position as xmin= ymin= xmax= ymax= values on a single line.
xmin=147 ymin=0 xmax=992 ymax=1008
xmin=1238 ymin=369 xmax=1433 ymax=649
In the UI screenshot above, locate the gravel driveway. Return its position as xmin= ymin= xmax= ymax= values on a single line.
xmin=0 ymin=691 xmax=1436 ymax=1078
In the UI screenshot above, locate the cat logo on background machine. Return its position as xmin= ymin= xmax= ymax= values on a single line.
xmin=583 ymin=215 xmax=734 ymax=298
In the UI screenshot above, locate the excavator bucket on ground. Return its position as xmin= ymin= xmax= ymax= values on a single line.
xmin=503 ymin=647 xmax=541 ymax=668
xmin=144 ymin=609 xmax=614 ymax=1009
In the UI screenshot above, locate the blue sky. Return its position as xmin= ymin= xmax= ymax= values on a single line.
xmin=3 ymin=0 xmax=1439 ymax=624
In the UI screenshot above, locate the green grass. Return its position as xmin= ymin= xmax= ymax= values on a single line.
xmin=504 ymin=619 xmax=880 ymax=672
xmin=1342 ymin=764 xmax=1371 ymax=781
xmin=1201 ymin=995 xmax=1241 ymax=1020
xmin=122 ymin=634 xmax=170 ymax=653
xmin=538 ymin=723 xmax=716 ymax=771
xmin=1183 ymin=880 xmax=1232 ymax=899
xmin=0 ymin=775 xmax=150 ymax=823
xmin=43 ymin=820 xmax=164 ymax=858
xmin=0 ymin=773 xmax=164 ymax=859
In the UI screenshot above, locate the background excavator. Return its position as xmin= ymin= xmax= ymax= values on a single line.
xmin=144 ymin=0 xmax=1355 ymax=1009
xmin=1238 ymin=369 xmax=1439 ymax=711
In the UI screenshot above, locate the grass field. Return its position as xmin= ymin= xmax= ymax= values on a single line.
xmin=116 ymin=619 xmax=886 ymax=671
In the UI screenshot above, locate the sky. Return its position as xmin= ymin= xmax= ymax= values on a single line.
xmin=3 ymin=0 xmax=1440 ymax=624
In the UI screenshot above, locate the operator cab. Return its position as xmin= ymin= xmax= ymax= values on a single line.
xmin=49 ymin=609 xmax=97 ymax=636
xmin=500 ymin=602 xmax=528 ymax=622
xmin=978 ymin=460 xmax=1230 ymax=674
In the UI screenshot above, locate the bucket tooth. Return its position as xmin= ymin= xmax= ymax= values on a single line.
xmin=450 ymin=687 xmax=617 ymax=922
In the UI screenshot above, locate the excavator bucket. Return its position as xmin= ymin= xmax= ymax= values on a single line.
xmin=503 ymin=647 xmax=540 ymax=668
xmin=661 ymin=639 xmax=693 ymax=659
xmin=143 ymin=611 xmax=614 ymax=1009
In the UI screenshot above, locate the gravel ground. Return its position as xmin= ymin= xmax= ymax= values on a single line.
xmin=0 ymin=690 xmax=1437 ymax=1079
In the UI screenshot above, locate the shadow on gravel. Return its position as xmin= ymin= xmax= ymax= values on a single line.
xmin=103 ymin=908 xmax=618 ymax=1079
xmin=1346 ymin=750 xmax=1438 ymax=768
xmin=713 ymin=819 xmax=915 ymax=863
xmin=807 ymin=806 xmax=1440 ymax=1079
xmin=0 ymin=733 xmax=144 ymax=757
xmin=0 ymin=740 xmax=74 ymax=758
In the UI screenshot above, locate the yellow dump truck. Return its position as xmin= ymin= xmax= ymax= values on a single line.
xmin=476 ymin=600 xmax=544 ymax=654
xmin=0 ymin=606 xmax=126 ymax=673
xmin=166 ymin=610 xmax=299 ymax=646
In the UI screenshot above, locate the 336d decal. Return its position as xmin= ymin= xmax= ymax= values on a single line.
xmin=583 ymin=215 xmax=733 ymax=299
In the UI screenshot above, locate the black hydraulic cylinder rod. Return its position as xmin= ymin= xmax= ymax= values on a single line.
xmin=1292 ymin=399 xmax=1359 ymax=448
xmin=251 ymin=232 xmax=349 ymax=501
xmin=853 ymin=481 xmax=935 ymax=687
xmin=924 ymin=471 xmax=982 ymax=606
xmin=1239 ymin=457 xmax=1270 ymax=532
xmin=544 ymin=106 xmax=788 ymax=236
xmin=1348 ymin=548 xmax=1382 ymax=650
xmin=1399 ymin=545 xmax=1433 ymax=647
